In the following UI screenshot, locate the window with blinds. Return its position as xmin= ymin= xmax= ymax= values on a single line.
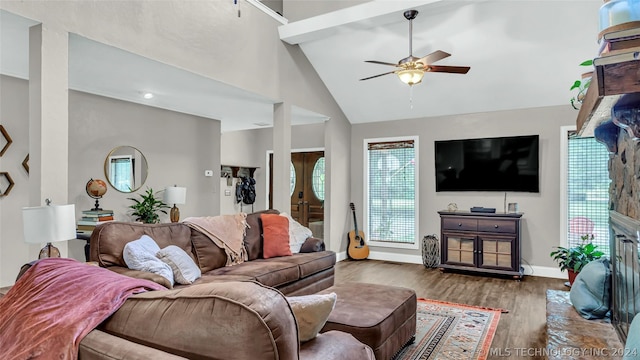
xmin=366 ymin=137 xmax=418 ymax=247
xmin=566 ymin=133 xmax=611 ymax=255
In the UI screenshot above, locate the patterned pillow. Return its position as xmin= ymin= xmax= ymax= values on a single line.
xmin=156 ymin=245 xmax=201 ymax=285
xmin=123 ymin=235 xmax=174 ymax=286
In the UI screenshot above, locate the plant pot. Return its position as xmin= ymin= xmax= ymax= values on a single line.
xmin=568 ymin=269 xmax=579 ymax=285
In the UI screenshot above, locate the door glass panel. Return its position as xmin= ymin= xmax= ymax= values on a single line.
xmin=289 ymin=162 xmax=296 ymax=196
xmin=312 ymin=157 xmax=325 ymax=201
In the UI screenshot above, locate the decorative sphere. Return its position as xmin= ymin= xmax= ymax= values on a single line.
xmin=86 ymin=179 xmax=107 ymax=199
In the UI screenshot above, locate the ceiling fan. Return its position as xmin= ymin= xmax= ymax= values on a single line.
xmin=360 ymin=10 xmax=470 ymax=86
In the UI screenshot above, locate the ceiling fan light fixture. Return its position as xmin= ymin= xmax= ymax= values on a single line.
xmin=397 ymin=69 xmax=424 ymax=85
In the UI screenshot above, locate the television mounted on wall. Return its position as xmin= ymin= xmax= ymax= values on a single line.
xmin=434 ymin=135 xmax=539 ymax=192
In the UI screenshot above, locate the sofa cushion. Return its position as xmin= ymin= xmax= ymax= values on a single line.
xmin=190 ymin=229 xmax=228 ymax=273
xmin=270 ymin=251 xmax=336 ymax=278
xmin=123 ymin=235 xmax=174 ymax=286
xmin=287 ymin=292 xmax=337 ymax=342
xmin=244 ymin=209 xmax=279 ymax=260
xmin=157 ymin=245 xmax=201 ymax=285
xmin=570 ymin=257 xmax=611 ymax=319
xmin=205 ymin=260 xmax=300 ymax=288
xmin=262 ymin=213 xmax=292 ymax=259
xmin=91 ymin=222 xmax=194 ymax=267
xmin=279 ymin=212 xmax=313 ymax=253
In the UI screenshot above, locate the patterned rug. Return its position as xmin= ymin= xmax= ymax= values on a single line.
xmin=395 ymin=298 xmax=505 ymax=360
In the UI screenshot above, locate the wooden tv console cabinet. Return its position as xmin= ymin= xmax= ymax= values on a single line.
xmin=438 ymin=211 xmax=523 ymax=279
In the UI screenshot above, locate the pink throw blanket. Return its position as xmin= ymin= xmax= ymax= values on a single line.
xmin=183 ymin=213 xmax=248 ymax=266
xmin=0 ymin=258 xmax=166 ymax=360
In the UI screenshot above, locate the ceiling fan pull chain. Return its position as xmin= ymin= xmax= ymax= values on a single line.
xmin=409 ymin=86 xmax=414 ymax=109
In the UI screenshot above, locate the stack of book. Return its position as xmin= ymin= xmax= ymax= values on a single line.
xmin=596 ymin=24 xmax=640 ymax=65
xmin=77 ymin=209 xmax=114 ymax=233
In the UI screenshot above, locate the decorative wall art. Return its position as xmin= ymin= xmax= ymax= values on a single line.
xmin=0 ymin=172 xmax=15 ymax=197
xmin=0 ymin=125 xmax=12 ymax=157
xmin=22 ymin=154 xmax=29 ymax=174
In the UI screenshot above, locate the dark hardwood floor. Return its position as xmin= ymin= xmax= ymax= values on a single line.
xmin=334 ymin=259 xmax=567 ymax=360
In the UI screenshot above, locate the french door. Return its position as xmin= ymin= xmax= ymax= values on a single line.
xmin=269 ymin=151 xmax=324 ymax=230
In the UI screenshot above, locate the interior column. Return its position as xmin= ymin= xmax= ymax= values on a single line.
xmin=272 ymin=102 xmax=291 ymax=213
xmin=28 ymin=23 xmax=70 ymax=258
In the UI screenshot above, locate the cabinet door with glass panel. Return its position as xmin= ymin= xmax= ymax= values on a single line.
xmin=441 ymin=232 xmax=477 ymax=267
xmin=478 ymin=234 xmax=517 ymax=272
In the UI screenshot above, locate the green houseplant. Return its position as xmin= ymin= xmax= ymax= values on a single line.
xmin=127 ymin=187 xmax=170 ymax=224
xmin=550 ymin=234 xmax=604 ymax=284
xmin=570 ymin=59 xmax=594 ymax=110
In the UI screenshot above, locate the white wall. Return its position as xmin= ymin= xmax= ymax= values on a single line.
xmin=350 ymin=105 xmax=576 ymax=271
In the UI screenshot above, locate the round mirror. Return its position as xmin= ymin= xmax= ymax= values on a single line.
xmin=104 ymin=146 xmax=148 ymax=193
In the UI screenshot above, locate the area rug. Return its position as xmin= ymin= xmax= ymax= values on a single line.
xmin=395 ymin=298 xmax=506 ymax=360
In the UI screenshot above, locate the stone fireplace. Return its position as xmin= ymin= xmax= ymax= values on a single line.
xmin=596 ymin=123 xmax=640 ymax=342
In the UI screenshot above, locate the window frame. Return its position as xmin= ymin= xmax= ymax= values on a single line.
xmin=363 ymin=135 xmax=419 ymax=250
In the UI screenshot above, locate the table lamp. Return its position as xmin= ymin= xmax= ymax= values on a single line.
xmin=163 ymin=185 xmax=186 ymax=223
xmin=22 ymin=200 xmax=76 ymax=259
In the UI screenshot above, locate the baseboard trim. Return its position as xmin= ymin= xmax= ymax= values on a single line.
xmin=522 ymin=265 xmax=566 ymax=279
xmin=336 ymin=251 xmax=566 ymax=279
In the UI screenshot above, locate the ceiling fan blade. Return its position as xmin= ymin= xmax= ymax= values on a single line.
xmin=427 ymin=65 xmax=470 ymax=74
xmin=418 ymin=50 xmax=451 ymax=65
xmin=360 ymin=71 xmax=397 ymax=81
xmin=365 ymin=60 xmax=399 ymax=67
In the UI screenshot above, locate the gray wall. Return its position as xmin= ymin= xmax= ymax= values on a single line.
xmin=0 ymin=76 xmax=220 ymax=284
xmin=350 ymin=105 xmax=576 ymax=270
xmin=0 ymin=1 xmax=352 ymax=286
xmin=0 ymin=75 xmax=31 ymax=285
xmin=219 ymin=123 xmax=325 ymax=215
xmin=68 ymin=90 xmax=221 ymax=221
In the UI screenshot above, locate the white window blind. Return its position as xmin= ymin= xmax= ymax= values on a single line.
xmin=366 ymin=139 xmax=417 ymax=245
xmin=567 ymin=133 xmax=611 ymax=255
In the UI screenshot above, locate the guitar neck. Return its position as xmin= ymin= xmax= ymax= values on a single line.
xmin=352 ymin=209 xmax=360 ymax=235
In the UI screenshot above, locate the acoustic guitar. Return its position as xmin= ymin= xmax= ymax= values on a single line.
xmin=347 ymin=203 xmax=370 ymax=260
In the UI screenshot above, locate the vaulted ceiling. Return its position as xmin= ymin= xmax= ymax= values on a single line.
xmin=1 ymin=1 xmax=602 ymax=131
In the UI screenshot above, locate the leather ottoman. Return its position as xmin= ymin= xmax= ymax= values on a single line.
xmin=318 ymin=282 xmax=416 ymax=360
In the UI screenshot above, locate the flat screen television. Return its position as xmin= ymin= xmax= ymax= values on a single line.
xmin=434 ymin=135 xmax=539 ymax=192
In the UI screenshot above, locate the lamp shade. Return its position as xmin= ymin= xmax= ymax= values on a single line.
xmin=22 ymin=204 xmax=76 ymax=244
xmin=163 ymin=186 xmax=186 ymax=205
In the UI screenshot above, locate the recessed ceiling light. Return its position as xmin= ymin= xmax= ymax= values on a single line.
xmin=253 ymin=122 xmax=271 ymax=127
xmin=143 ymin=92 xmax=154 ymax=99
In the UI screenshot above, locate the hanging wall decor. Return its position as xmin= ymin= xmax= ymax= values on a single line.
xmin=22 ymin=154 xmax=29 ymax=174
xmin=0 ymin=172 xmax=15 ymax=197
xmin=0 ymin=125 xmax=12 ymax=157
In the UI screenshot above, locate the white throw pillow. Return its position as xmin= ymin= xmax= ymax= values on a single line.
xmin=156 ymin=245 xmax=201 ymax=285
xmin=123 ymin=235 xmax=174 ymax=286
xmin=279 ymin=212 xmax=313 ymax=253
xmin=286 ymin=292 xmax=337 ymax=342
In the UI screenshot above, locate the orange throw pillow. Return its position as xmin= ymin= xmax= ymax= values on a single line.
xmin=261 ymin=213 xmax=292 ymax=258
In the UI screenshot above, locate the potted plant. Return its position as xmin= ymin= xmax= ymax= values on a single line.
xmin=127 ymin=187 xmax=170 ymax=224
xmin=550 ymin=234 xmax=604 ymax=285
xmin=570 ymin=59 xmax=594 ymax=110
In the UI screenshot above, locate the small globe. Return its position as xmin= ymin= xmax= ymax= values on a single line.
xmin=86 ymin=179 xmax=107 ymax=199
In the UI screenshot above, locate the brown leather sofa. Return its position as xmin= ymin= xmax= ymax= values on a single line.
xmin=80 ymin=210 xmax=375 ymax=359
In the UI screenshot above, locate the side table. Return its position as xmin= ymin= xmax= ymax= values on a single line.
xmin=77 ymin=231 xmax=91 ymax=261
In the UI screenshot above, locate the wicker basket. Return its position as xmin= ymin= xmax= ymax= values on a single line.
xmin=421 ymin=234 xmax=440 ymax=268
